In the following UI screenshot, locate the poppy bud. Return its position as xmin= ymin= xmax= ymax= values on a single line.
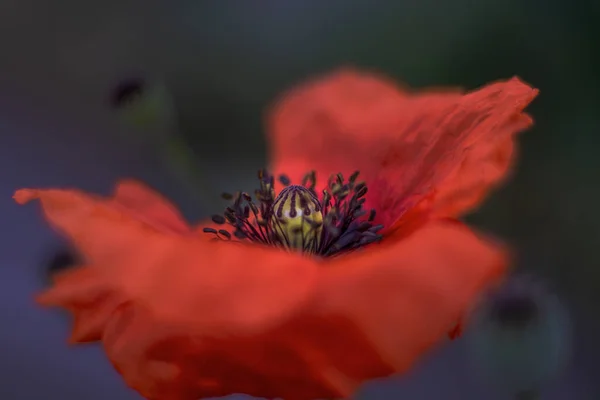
xmin=467 ymin=275 xmax=571 ymax=398
xmin=42 ymin=247 xmax=78 ymax=285
xmin=109 ymin=78 xmax=176 ymax=134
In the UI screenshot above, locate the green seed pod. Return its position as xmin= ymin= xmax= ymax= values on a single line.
xmin=467 ymin=275 xmax=571 ymax=397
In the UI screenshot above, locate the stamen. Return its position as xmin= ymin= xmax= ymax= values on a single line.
xmin=278 ymin=174 xmax=291 ymax=186
xmin=204 ymin=169 xmax=384 ymax=257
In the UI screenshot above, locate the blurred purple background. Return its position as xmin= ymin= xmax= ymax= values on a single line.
xmin=1 ymin=1 xmax=599 ymax=399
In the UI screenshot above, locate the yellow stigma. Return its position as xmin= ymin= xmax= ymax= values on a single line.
xmin=271 ymin=185 xmax=323 ymax=253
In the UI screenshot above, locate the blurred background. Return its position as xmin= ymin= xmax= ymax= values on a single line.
xmin=0 ymin=0 xmax=598 ymax=399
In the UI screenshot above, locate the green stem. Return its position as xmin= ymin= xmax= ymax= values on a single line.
xmin=163 ymin=137 xmax=215 ymax=209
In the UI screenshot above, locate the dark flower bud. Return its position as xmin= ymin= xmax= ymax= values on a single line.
xmin=109 ymin=78 xmax=175 ymax=133
xmin=467 ymin=274 xmax=571 ymax=398
xmin=42 ymin=247 xmax=78 ymax=285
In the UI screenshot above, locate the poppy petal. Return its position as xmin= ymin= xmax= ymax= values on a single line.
xmin=267 ymin=69 xmax=538 ymax=227
xmin=448 ymin=320 xmax=464 ymax=340
xmin=98 ymin=220 xmax=505 ymax=399
xmin=37 ymin=267 xmax=127 ymax=342
xmin=428 ymin=114 xmax=532 ymax=217
xmin=110 ymin=179 xmax=191 ymax=234
xmin=284 ymin=220 xmax=507 ymax=386
xmin=16 ymin=187 xmax=318 ymax=334
xmin=19 ymin=184 xmax=153 ymax=343
xmin=101 ymin=301 xmax=343 ymax=399
xmin=16 ymin=187 xmax=329 ymax=399
xmin=17 ymin=187 xmax=505 ymax=399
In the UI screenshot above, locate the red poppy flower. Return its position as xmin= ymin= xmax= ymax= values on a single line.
xmin=15 ymin=68 xmax=538 ymax=400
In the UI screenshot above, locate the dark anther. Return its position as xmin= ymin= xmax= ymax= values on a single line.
xmin=234 ymin=230 xmax=247 ymax=239
xmin=279 ymin=175 xmax=291 ymax=186
xmin=356 ymin=185 xmax=368 ymax=198
xmin=221 ymin=192 xmax=234 ymax=200
xmin=203 ymin=169 xmax=383 ymax=257
xmin=370 ymin=224 xmax=384 ymax=232
xmin=211 ymin=215 xmax=226 ymax=224
xmin=353 ymin=210 xmax=367 ymax=218
xmin=368 ymin=209 xmax=376 ymax=222
xmin=301 ymin=171 xmax=317 ymax=192
xmin=218 ymin=230 xmax=232 ymax=240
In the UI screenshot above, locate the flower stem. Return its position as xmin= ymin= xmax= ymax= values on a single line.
xmin=164 ymin=137 xmax=214 ymax=209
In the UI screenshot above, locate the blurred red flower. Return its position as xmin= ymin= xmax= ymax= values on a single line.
xmin=15 ymin=68 xmax=537 ymax=400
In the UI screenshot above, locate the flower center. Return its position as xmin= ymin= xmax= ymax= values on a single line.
xmin=204 ymin=170 xmax=384 ymax=257
xmin=271 ymin=184 xmax=324 ymax=252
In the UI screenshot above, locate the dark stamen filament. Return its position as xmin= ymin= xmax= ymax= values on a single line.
xmin=204 ymin=169 xmax=384 ymax=257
